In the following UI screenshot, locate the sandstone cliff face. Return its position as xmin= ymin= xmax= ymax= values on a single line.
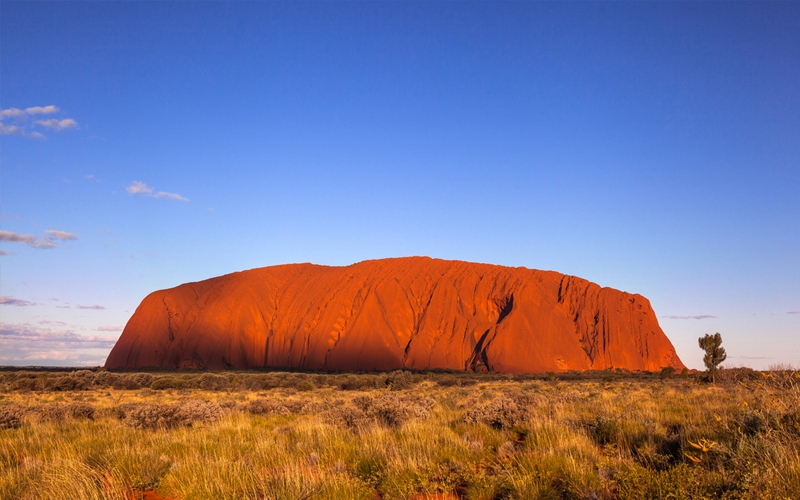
xmin=105 ymin=257 xmax=685 ymax=373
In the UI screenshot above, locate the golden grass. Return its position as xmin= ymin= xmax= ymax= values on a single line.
xmin=0 ymin=369 xmax=798 ymax=499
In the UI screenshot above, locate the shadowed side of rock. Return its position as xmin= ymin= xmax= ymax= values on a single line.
xmin=105 ymin=257 xmax=685 ymax=373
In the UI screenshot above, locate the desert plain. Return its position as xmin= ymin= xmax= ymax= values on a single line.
xmin=1 ymin=367 xmax=799 ymax=500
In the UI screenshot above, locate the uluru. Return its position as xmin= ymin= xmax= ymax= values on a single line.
xmin=105 ymin=257 xmax=685 ymax=373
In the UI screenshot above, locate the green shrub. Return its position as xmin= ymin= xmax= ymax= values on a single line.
xmin=297 ymin=380 xmax=315 ymax=392
xmin=150 ymin=377 xmax=187 ymax=390
xmin=616 ymin=463 xmax=740 ymax=500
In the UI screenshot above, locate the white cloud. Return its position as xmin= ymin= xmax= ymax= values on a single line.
xmin=155 ymin=191 xmax=189 ymax=201
xmin=126 ymin=181 xmax=189 ymax=202
xmin=0 ymin=108 xmax=25 ymax=119
xmin=77 ymin=304 xmax=105 ymax=310
xmin=0 ymin=250 xmax=14 ymax=256
xmin=35 ymin=118 xmax=78 ymax=131
xmin=25 ymin=105 xmax=59 ymax=115
xmin=0 ymin=123 xmax=23 ymax=135
xmin=44 ymin=230 xmax=78 ymax=241
xmin=126 ymin=180 xmax=154 ymax=195
xmin=1 ymin=105 xmax=77 ymax=138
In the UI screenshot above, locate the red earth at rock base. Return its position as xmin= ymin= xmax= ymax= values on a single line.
xmin=105 ymin=257 xmax=685 ymax=373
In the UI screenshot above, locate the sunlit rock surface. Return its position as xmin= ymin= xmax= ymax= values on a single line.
xmin=105 ymin=257 xmax=685 ymax=373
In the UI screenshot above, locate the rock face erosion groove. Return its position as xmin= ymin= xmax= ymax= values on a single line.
xmin=105 ymin=257 xmax=685 ymax=373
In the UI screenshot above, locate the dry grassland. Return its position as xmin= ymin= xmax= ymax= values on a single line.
xmin=1 ymin=368 xmax=798 ymax=500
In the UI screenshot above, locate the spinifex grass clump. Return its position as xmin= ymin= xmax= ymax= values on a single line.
xmin=1 ymin=367 xmax=800 ymax=499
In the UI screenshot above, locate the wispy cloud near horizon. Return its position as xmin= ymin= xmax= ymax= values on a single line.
xmin=0 ymin=296 xmax=36 ymax=307
xmin=77 ymin=304 xmax=105 ymax=310
xmin=0 ymin=322 xmax=116 ymax=366
xmin=126 ymin=181 xmax=189 ymax=202
xmin=661 ymin=315 xmax=718 ymax=320
xmin=97 ymin=326 xmax=124 ymax=332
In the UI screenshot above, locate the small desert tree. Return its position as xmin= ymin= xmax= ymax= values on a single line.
xmin=698 ymin=332 xmax=727 ymax=383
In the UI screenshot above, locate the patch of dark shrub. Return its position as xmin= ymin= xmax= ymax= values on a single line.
xmin=241 ymin=374 xmax=281 ymax=391
xmin=112 ymin=375 xmax=141 ymax=390
xmin=0 ymin=404 xmax=25 ymax=429
xmin=735 ymin=408 xmax=771 ymax=436
xmin=435 ymin=376 xmax=460 ymax=387
xmin=93 ymin=371 xmax=120 ymax=388
xmin=583 ymin=415 xmax=619 ymax=446
xmin=37 ymin=404 xmax=67 ymax=422
xmin=106 ymin=402 xmax=140 ymax=420
xmin=199 ymin=373 xmax=230 ymax=391
xmin=150 ymin=377 xmax=188 ymax=391
xmin=338 ymin=375 xmax=366 ymax=391
xmin=384 ymin=370 xmax=416 ymax=391
xmin=247 ymin=398 xmax=292 ymax=417
xmin=48 ymin=375 xmax=89 ymax=391
xmin=322 ymin=404 xmax=370 ymax=430
xmin=354 ymin=393 xmax=435 ymax=428
xmin=10 ymin=377 xmax=37 ymax=391
xmin=464 ymin=397 xmax=525 ymax=430
xmin=36 ymin=402 xmax=96 ymax=421
xmin=297 ymin=380 xmax=315 ymax=392
xmin=124 ymin=401 xmax=224 ymax=429
xmin=67 ymin=402 xmax=96 ymax=420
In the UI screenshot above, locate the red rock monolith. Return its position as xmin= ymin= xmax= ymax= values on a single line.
xmin=105 ymin=257 xmax=685 ymax=373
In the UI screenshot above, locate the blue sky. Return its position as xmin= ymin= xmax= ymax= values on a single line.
xmin=1 ymin=2 xmax=798 ymax=369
